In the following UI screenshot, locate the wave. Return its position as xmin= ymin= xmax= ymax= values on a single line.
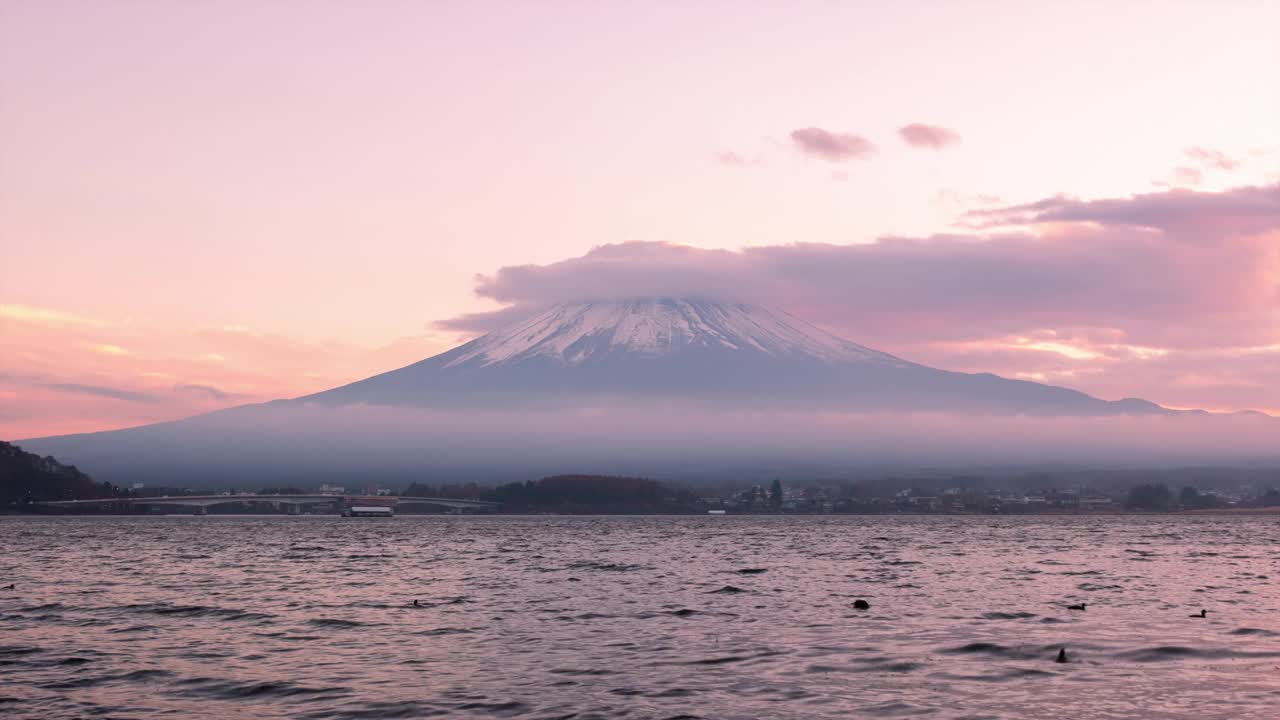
xmin=1118 ymin=646 xmax=1280 ymax=662
xmin=934 ymin=667 xmax=1056 ymax=682
xmin=1229 ymin=627 xmax=1279 ymax=637
xmin=411 ymin=597 xmax=471 ymax=608
xmin=173 ymin=676 xmax=350 ymax=700
xmin=122 ymin=603 xmax=274 ymax=622
xmin=566 ymin=561 xmax=648 ymax=572
xmin=18 ymin=603 xmax=66 ymax=612
xmin=549 ymin=667 xmax=617 ymax=676
xmin=413 ymin=627 xmax=474 ymax=637
xmin=39 ymin=668 xmax=172 ymax=690
xmin=941 ymin=642 xmax=1056 ymax=659
xmin=307 ymin=618 xmax=366 ymax=629
xmin=678 ymin=651 xmax=784 ymax=666
xmin=981 ymin=611 xmax=1037 ymax=620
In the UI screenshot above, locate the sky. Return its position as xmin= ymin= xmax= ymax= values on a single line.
xmin=2 ymin=1 xmax=1278 ymax=439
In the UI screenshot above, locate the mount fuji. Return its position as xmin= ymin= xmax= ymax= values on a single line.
xmin=20 ymin=297 xmax=1180 ymax=484
xmin=301 ymin=298 xmax=1166 ymax=415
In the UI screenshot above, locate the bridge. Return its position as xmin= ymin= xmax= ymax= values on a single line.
xmin=33 ymin=494 xmax=499 ymax=515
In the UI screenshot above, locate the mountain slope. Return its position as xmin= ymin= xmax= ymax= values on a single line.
xmin=17 ymin=297 xmax=1189 ymax=485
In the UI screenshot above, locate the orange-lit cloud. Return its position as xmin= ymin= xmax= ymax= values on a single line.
xmin=0 ymin=304 xmax=102 ymax=327
xmin=1 ymin=305 xmax=459 ymax=439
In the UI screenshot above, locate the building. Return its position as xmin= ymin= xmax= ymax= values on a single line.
xmin=1079 ymin=496 xmax=1113 ymax=510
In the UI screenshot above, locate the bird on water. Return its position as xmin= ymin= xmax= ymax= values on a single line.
xmin=853 ymin=599 xmax=870 ymax=610
xmin=1056 ymin=648 xmax=1068 ymax=663
xmin=2 ymin=584 xmax=13 ymax=590
xmin=1190 ymin=609 xmax=1207 ymax=618
xmin=413 ymin=599 xmax=420 ymax=607
xmin=1067 ymin=603 xmax=1086 ymax=611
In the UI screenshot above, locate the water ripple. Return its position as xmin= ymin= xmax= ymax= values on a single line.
xmin=1 ymin=514 xmax=1278 ymax=719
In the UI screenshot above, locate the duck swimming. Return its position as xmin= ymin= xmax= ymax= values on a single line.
xmin=1190 ymin=609 xmax=1207 ymax=618
xmin=1056 ymin=648 xmax=1068 ymax=663
xmin=1067 ymin=603 xmax=1086 ymax=611
xmin=853 ymin=599 xmax=870 ymax=610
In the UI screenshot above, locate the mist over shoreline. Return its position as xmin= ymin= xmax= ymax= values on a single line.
xmin=19 ymin=400 xmax=1280 ymax=487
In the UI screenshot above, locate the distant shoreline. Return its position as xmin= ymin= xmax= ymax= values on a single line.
xmin=1180 ymin=506 xmax=1280 ymax=515
xmin=5 ymin=508 xmax=1279 ymax=517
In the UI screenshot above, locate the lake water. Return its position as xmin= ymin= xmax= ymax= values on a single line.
xmin=2 ymin=515 xmax=1278 ymax=719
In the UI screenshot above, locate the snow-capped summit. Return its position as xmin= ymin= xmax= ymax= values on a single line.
xmin=442 ymin=298 xmax=907 ymax=369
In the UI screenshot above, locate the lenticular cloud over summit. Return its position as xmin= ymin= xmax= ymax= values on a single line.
xmin=440 ymin=183 xmax=1280 ymax=414
xmin=444 ymin=183 xmax=1280 ymax=352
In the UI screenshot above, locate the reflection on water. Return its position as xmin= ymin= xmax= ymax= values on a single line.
xmin=2 ymin=515 xmax=1278 ymax=718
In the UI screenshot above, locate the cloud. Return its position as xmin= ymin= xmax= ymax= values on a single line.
xmin=437 ymin=302 xmax=550 ymax=334
xmin=42 ymin=382 xmax=159 ymax=404
xmin=92 ymin=343 xmax=131 ymax=356
xmin=439 ymin=183 xmax=1280 ymax=410
xmin=898 ymin=123 xmax=961 ymax=149
xmin=0 ymin=304 xmax=103 ymax=327
xmin=932 ymin=189 xmax=1002 ymax=209
xmin=0 ymin=372 xmax=159 ymax=404
xmin=174 ymin=383 xmax=247 ymax=402
xmin=963 ymin=184 xmax=1280 ymax=237
xmin=713 ymin=150 xmax=759 ymax=167
xmin=1156 ymin=166 xmax=1204 ymax=188
xmin=0 ymin=305 xmax=463 ymax=439
xmin=789 ymin=127 xmax=876 ymax=162
xmin=1184 ymin=146 xmax=1240 ymax=171
xmin=1153 ymin=146 xmax=1251 ymax=189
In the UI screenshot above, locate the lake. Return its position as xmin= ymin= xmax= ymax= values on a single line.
xmin=2 ymin=515 xmax=1278 ymax=718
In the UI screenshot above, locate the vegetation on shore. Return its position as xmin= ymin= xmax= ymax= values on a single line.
xmin=409 ymin=475 xmax=704 ymax=513
xmin=0 ymin=441 xmax=123 ymax=504
xmin=1124 ymin=482 xmax=1280 ymax=511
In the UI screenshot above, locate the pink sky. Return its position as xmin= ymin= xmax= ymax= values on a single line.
xmin=2 ymin=1 xmax=1278 ymax=439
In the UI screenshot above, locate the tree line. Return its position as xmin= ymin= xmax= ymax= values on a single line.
xmin=408 ymin=474 xmax=704 ymax=513
xmin=0 ymin=441 xmax=122 ymax=504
